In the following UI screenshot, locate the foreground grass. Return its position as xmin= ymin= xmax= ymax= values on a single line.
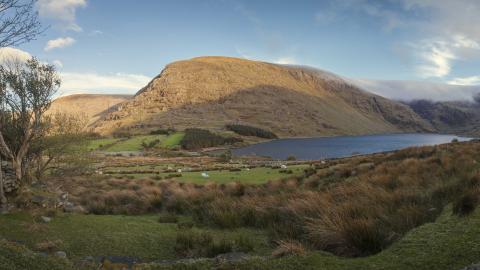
xmin=2 ymin=206 xmax=480 ymax=269
xmin=0 ymin=213 xmax=270 ymax=262
xmin=140 ymin=206 xmax=480 ymax=269
xmin=0 ymin=239 xmax=73 ymax=270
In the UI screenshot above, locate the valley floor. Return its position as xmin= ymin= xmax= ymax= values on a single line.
xmin=1 ymin=140 xmax=480 ymax=270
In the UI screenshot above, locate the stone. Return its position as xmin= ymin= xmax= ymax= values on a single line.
xmin=64 ymin=204 xmax=87 ymax=214
xmin=214 ymin=252 xmax=250 ymax=263
xmin=40 ymin=216 xmax=52 ymax=223
xmin=54 ymin=251 xmax=67 ymax=258
xmin=31 ymin=195 xmax=47 ymax=205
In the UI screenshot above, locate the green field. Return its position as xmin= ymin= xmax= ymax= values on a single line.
xmin=108 ymin=165 xmax=308 ymax=184
xmin=87 ymin=133 xmax=185 ymax=152
xmin=87 ymin=138 xmax=121 ymax=151
xmin=161 ymin=132 xmax=185 ymax=148
xmin=0 ymin=213 xmax=270 ymax=263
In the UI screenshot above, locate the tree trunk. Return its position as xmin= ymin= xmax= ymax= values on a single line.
xmin=12 ymin=157 xmax=23 ymax=184
xmin=0 ymin=156 xmax=7 ymax=206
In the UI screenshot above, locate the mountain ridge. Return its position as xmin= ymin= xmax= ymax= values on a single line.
xmin=88 ymin=56 xmax=432 ymax=137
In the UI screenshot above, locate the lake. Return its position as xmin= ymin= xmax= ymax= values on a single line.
xmin=232 ymin=133 xmax=472 ymax=160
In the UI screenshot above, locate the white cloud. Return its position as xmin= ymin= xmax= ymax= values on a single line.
xmin=274 ymin=57 xmax=297 ymax=65
xmin=0 ymin=47 xmax=32 ymax=63
xmin=45 ymin=37 xmax=76 ymax=51
xmin=59 ymin=72 xmax=151 ymax=95
xmin=350 ymin=78 xmax=480 ymax=102
xmin=448 ymin=76 xmax=480 ymax=86
xmin=413 ymin=35 xmax=480 ymax=78
xmin=36 ymin=0 xmax=87 ymax=32
xmin=89 ymin=30 xmax=103 ymax=36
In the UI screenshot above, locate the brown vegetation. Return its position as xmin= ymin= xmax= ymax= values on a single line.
xmin=51 ymin=141 xmax=480 ymax=257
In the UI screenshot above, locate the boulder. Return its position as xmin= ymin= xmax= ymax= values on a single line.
xmin=63 ymin=204 xmax=87 ymax=214
xmin=40 ymin=216 xmax=52 ymax=223
xmin=54 ymin=251 xmax=67 ymax=258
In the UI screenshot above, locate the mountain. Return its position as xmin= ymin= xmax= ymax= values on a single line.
xmin=405 ymin=100 xmax=480 ymax=136
xmin=90 ymin=56 xmax=433 ymax=137
xmin=48 ymin=94 xmax=132 ymax=125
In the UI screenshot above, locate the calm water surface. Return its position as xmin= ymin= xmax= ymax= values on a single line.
xmin=232 ymin=133 xmax=472 ymax=160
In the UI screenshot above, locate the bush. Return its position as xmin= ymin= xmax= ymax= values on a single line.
xmin=453 ymin=191 xmax=479 ymax=216
xmin=141 ymin=139 xmax=160 ymax=150
xmin=226 ymin=124 xmax=278 ymax=139
xmin=180 ymin=128 xmax=243 ymax=150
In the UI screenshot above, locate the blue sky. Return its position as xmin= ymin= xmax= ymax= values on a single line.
xmin=3 ymin=0 xmax=480 ymax=99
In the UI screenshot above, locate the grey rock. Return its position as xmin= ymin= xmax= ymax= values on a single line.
xmin=461 ymin=264 xmax=480 ymax=270
xmin=31 ymin=195 xmax=47 ymax=205
xmin=40 ymin=216 xmax=52 ymax=223
xmin=64 ymin=204 xmax=87 ymax=214
xmin=215 ymin=252 xmax=251 ymax=263
xmin=54 ymin=251 xmax=67 ymax=258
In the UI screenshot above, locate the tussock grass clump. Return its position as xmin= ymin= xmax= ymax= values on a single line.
xmin=453 ymin=189 xmax=480 ymax=216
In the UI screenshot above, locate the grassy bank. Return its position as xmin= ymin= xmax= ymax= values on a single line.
xmin=0 ymin=213 xmax=270 ymax=262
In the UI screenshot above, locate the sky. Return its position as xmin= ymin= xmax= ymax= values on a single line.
xmin=2 ymin=0 xmax=480 ymax=100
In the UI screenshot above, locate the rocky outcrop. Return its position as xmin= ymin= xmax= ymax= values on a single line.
xmin=1 ymin=160 xmax=17 ymax=193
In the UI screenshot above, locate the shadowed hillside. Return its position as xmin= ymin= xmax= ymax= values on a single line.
xmin=90 ymin=56 xmax=432 ymax=136
xmin=405 ymin=100 xmax=480 ymax=136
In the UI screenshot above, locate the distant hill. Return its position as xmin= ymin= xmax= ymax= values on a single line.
xmin=47 ymin=94 xmax=132 ymax=125
xmin=90 ymin=56 xmax=433 ymax=137
xmin=405 ymin=100 xmax=480 ymax=136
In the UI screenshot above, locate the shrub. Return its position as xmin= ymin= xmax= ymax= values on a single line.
xmin=453 ymin=190 xmax=479 ymax=216
xmin=141 ymin=139 xmax=160 ymax=150
xmin=226 ymin=124 xmax=278 ymax=139
xmin=180 ymin=128 xmax=243 ymax=150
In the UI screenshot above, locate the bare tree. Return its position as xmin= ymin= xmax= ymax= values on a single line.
xmin=0 ymin=0 xmax=43 ymax=47
xmin=0 ymin=58 xmax=60 ymax=184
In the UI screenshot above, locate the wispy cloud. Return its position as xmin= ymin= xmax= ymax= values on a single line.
xmin=274 ymin=57 xmax=297 ymax=65
xmin=413 ymin=35 xmax=479 ymax=78
xmin=45 ymin=37 xmax=76 ymax=51
xmin=36 ymin=0 xmax=87 ymax=32
xmin=59 ymin=72 xmax=151 ymax=96
xmin=448 ymin=76 xmax=480 ymax=86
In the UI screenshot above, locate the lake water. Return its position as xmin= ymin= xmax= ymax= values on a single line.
xmin=232 ymin=133 xmax=472 ymax=160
